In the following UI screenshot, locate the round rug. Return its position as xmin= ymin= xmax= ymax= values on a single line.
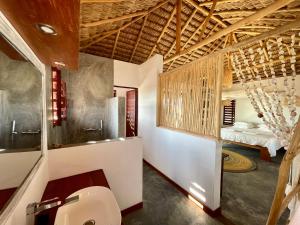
xmin=222 ymin=149 xmax=256 ymax=173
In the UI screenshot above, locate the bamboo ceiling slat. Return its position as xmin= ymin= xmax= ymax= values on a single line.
xmin=80 ymin=0 xmax=300 ymax=81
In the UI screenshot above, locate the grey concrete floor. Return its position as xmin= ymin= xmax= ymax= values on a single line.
xmin=123 ymin=145 xmax=289 ymax=225
xmin=221 ymin=144 xmax=289 ymax=225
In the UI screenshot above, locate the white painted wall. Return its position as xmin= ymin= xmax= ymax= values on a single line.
xmin=235 ymin=97 xmax=262 ymax=124
xmin=113 ymin=60 xmax=141 ymax=87
xmin=113 ymin=55 xmax=222 ymax=210
xmin=48 ymin=137 xmax=143 ymax=210
xmin=138 ymin=55 xmax=222 ymax=210
xmin=2 ymin=160 xmax=48 ymax=225
xmin=114 ymin=87 xmax=128 ymax=97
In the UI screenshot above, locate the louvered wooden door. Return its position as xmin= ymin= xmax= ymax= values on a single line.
xmin=126 ymin=90 xmax=138 ymax=137
xmin=223 ymin=100 xmax=236 ymax=125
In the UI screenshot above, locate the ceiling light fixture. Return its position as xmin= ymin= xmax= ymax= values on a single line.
xmin=54 ymin=61 xmax=65 ymax=67
xmin=36 ymin=23 xmax=57 ymax=35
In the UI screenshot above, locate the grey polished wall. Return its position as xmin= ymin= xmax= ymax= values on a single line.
xmin=48 ymin=53 xmax=114 ymax=147
xmin=0 ymin=51 xmax=42 ymax=150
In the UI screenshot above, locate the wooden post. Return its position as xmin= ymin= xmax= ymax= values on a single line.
xmin=176 ymin=0 xmax=182 ymax=53
xmin=111 ymin=30 xmax=120 ymax=58
xmin=130 ymin=16 xmax=148 ymax=62
xmin=267 ymin=117 xmax=300 ymax=225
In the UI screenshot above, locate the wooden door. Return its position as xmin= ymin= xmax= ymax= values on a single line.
xmin=126 ymin=89 xmax=138 ymax=137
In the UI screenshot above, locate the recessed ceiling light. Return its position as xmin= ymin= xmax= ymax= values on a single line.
xmin=54 ymin=61 xmax=65 ymax=67
xmin=36 ymin=23 xmax=57 ymax=35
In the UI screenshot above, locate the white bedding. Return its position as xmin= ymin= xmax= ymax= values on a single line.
xmin=221 ymin=127 xmax=283 ymax=157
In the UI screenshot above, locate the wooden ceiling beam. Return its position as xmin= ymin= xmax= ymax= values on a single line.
xmin=81 ymin=29 xmax=119 ymax=42
xmin=223 ymin=34 xmax=230 ymax=48
xmin=197 ymin=0 xmax=217 ymax=41
xmin=176 ymin=0 xmax=182 ymax=53
xmin=147 ymin=6 xmax=176 ymax=59
xmin=198 ymin=0 xmax=240 ymax=6
xmin=162 ymin=6 xmax=202 ymax=58
xmin=213 ymin=8 xmax=300 ymax=16
xmin=184 ymin=0 xmax=227 ymax=28
xmin=168 ymin=17 xmax=300 ymax=69
xmin=130 ymin=15 xmax=148 ymax=62
xmin=182 ymin=0 xmax=217 ymax=63
xmin=184 ymin=36 xmax=224 ymax=64
xmin=82 ymin=11 xmax=147 ymax=27
xmin=164 ymin=16 xmax=211 ymax=58
xmin=111 ymin=30 xmax=120 ymax=58
xmin=178 ymin=22 xmax=218 ymax=56
xmin=223 ymin=17 xmax=295 ymax=22
xmin=81 ymin=0 xmax=171 ymax=49
xmin=81 ymin=0 xmax=126 ymax=3
xmin=234 ymin=31 xmax=261 ymax=35
xmin=81 ymin=29 xmax=118 ymax=49
xmin=164 ymin=0 xmax=295 ymax=64
xmin=82 ymin=0 xmax=128 ymax=3
xmin=181 ymin=9 xmax=197 ymax=34
xmin=241 ymin=25 xmax=275 ymax=29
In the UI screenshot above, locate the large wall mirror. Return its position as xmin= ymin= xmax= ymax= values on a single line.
xmin=0 ymin=33 xmax=42 ymax=213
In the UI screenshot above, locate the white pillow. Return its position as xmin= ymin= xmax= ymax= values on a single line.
xmin=234 ymin=122 xmax=256 ymax=129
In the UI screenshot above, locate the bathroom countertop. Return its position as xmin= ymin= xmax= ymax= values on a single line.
xmin=38 ymin=170 xmax=111 ymax=225
xmin=0 ymin=187 xmax=17 ymax=211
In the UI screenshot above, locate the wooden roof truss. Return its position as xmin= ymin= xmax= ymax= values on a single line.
xmin=80 ymin=0 xmax=300 ymax=81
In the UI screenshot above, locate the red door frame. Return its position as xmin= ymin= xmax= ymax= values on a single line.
xmin=114 ymin=85 xmax=138 ymax=136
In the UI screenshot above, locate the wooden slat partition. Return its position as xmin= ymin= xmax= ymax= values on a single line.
xmin=158 ymin=54 xmax=224 ymax=138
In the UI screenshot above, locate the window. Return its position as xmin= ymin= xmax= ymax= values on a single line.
xmin=223 ymin=100 xmax=236 ymax=125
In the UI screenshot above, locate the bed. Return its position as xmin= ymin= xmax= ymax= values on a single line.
xmin=221 ymin=123 xmax=284 ymax=161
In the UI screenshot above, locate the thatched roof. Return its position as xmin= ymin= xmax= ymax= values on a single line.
xmin=79 ymin=0 xmax=300 ymax=82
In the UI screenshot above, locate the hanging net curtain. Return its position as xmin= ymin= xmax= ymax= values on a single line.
xmin=230 ymin=32 xmax=299 ymax=149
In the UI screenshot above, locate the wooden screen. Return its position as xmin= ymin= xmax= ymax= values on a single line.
xmin=223 ymin=100 xmax=236 ymax=125
xmin=158 ymin=54 xmax=224 ymax=138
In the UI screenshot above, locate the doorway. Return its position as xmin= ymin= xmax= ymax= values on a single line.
xmin=114 ymin=86 xmax=138 ymax=137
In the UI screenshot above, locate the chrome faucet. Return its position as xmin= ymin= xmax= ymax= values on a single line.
xmin=83 ymin=119 xmax=104 ymax=133
xmin=11 ymin=120 xmax=17 ymax=135
xmin=26 ymin=197 xmax=61 ymax=225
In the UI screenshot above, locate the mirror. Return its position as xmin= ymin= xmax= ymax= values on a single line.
xmin=0 ymin=33 xmax=42 ymax=213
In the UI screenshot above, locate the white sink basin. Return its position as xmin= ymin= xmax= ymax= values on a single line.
xmin=54 ymin=186 xmax=121 ymax=225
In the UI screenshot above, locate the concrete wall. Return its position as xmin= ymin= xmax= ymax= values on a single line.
xmin=0 ymin=51 xmax=42 ymax=149
xmin=48 ymin=137 xmax=143 ymax=210
xmin=48 ymin=53 xmax=114 ymax=147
